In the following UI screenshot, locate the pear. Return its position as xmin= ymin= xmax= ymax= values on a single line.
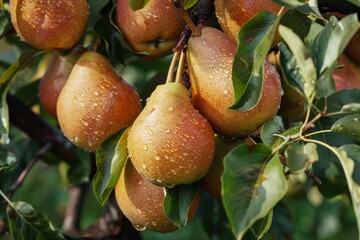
xmin=57 ymin=51 xmax=142 ymax=152
xmin=201 ymin=136 xmax=245 ymax=198
xmin=333 ymin=54 xmax=360 ymax=90
xmin=115 ymin=0 xmax=185 ymax=59
xmin=39 ymin=52 xmax=80 ymax=119
xmin=115 ymin=160 xmax=200 ymax=233
xmin=127 ymin=82 xmax=215 ymax=187
xmin=214 ymin=0 xmax=283 ymax=44
xmin=187 ymin=27 xmax=282 ymax=137
xmin=10 ymin=0 xmax=89 ymax=50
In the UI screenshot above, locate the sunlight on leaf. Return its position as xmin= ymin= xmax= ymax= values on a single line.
xmin=279 ymin=24 xmax=317 ymax=100
xmin=93 ymin=128 xmax=129 ymax=206
xmin=222 ymin=144 xmax=288 ymax=239
xmin=331 ymin=114 xmax=360 ymax=139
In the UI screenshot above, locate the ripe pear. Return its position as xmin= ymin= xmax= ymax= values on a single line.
xmin=345 ymin=27 xmax=360 ymax=66
xmin=333 ymin=54 xmax=360 ymax=90
xmin=214 ymin=0 xmax=283 ymax=44
xmin=187 ymin=27 xmax=282 ymax=137
xmin=10 ymin=0 xmax=89 ymax=50
xmin=115 ymin=0 xmax=185 ymax=59
xmin=127 ymin=82 xmax=215 ymax=187
xmin=201 ymin=136 xmax=244 ymax=198
xmin=57 ymin=51 xmax=142 ymax=152
xmin=39 ymin=52 xmax=79 ymax=119
xmin=115 ymin=160 xmax=200 ymax=233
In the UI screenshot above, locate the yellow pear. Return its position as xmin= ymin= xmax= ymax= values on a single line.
xmin=115 ymin=160 xmax=200 ymax=233
xmin=10 ymin=0 xmax=89 ymax=50
xmin=127 ymin=82 xmax=215 ymax=187
xmin=187 ymin=27 xmax=282 ymax=137
xmin=57 ymin=51 xmax=142 ymax=152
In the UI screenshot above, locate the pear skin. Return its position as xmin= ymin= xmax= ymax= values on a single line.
xmin=187 ymin=27 xmax=282 ymax=137
xmin=39 ymin=52 xmax=80 ymax=119
xmin=333 ymin=54 xmax=360 ymax=91
xmin=115 ymin=160 xmax=200 ymax=233
xmin=57 ymin=51 xmax=142 ymax=152
xmin=10 ymin=0 xmax=89 ymax=50
xmin=214 ymin=0 xmax=283 ymax=45
xmin=115 ymin=0 xmax=185 ymax=59
xmin=127 ymin=82 xmax=215 ymax=187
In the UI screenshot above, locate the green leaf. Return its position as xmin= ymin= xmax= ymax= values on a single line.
xmin=0 ymin=9 xmax=10 ymax=38
xmin=341 ymin=103 xmax=360 ymax=113
xmin=341 ymin=144 xmax=360 ymax=185
xmin=330 ymin=145 xmax=360 ymax=235
xmin=285 ymin=142 xmax=318 ymax=174
xmin=0 ymin=49 xmax=43 ymax=145
xmin=92 ymin=128 xmax=129 ymax=206
xmin=163 ymin=182 xmax=199 ymax=228
xmin=231 ymin=11 xmax=280 ymax=111
xmin=279 ymin=24 xmax=317 ymax=100
xmin=0 ymin=144 xmax=17 ymax=171
xmin=222 ymin=144 xmax=288 ymax=239
xmin=6 ymin=201 xmax=64 ymax=240
xmin=260 ymin=116 xmax=284 ymax=147
xmin=311 ymin=14 xmax=360 ymax=76
xmin=129 ymin=0 xmax=149 ymax=11
xmin=93 ymin=3 xmax=138 ymax=64
xmin=280 ymin=9 xmax=312 ymax=41
xmin=347 ymin=0 xmax=360 ymax=7
xmin=331 ymin=114 xmax=360 ymax=139
xmin=184 ymin=0 xmax=198 ymax=9
xmin=272 ymin=0 xmax=307 ymax=8
xmin=251 ymin=210 xmax=273 ymax=239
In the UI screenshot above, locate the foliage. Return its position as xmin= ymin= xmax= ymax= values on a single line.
xmin=0 ymin=0 xmax=359 ymax=239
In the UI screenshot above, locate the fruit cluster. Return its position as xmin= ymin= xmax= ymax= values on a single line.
xmin=9 ymin=0 xmax=360 ymax=236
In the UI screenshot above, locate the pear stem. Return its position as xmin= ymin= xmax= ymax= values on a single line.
xmin=166 ymin=51 xmax=181 ymax=83
xmin=174 ymin=0 xmax=201 ymax=37
xmin=175 ymin=50 xmax=186 ymax=84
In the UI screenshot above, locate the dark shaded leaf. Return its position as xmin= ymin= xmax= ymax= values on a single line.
xmin=6 ymin=201 xmax=64 ymax=240
xmin=92 ymin=128 xmax=129 ymax=206
xmin=0 ymin=144 xmax=17 ymax=171
xmin=0 ymin=49 xmax=44 ymax=145
xmin=163 ymin=182 xmax=199 ymax=228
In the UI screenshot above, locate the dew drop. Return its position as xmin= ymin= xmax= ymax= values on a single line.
xmin=154 ymin=155 xmax=161 ymax=160
xmin=223 ymin=89 xmax=229 ymax=95
xmin=132 ymin=223 xmax=146 ymax=231
xmin=143 ymin=144 xmax=148 ymax=151
xmin=165 ymin=129 xmax=171 ymax=133
xmin=190 ymin=118 xmax=199 ymax=125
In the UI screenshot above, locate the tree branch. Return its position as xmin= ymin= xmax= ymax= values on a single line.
xmin=7 ymin=94 xmax=73 ymax=163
